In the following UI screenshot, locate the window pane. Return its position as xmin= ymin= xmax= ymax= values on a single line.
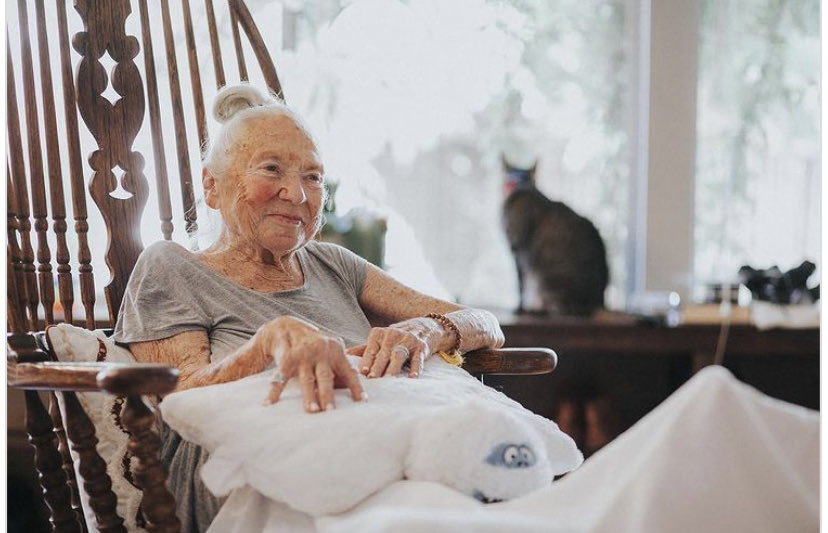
xmin=272 ymin=0 xmax=633 ymax=309
xmin=695 ymin=0 xmax=820 ymax=296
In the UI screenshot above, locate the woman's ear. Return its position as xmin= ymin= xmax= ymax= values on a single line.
xmin=203 ymin=168 xmax=220 ymax=209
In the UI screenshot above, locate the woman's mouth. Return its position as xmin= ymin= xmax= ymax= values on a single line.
xmin=268 ymin=214 xmax=303 ymax=226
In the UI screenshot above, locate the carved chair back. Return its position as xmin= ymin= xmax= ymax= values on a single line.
xmin=7 ymin=1 xmax=285 ymax=531
xmin=7 ymin=0 xmax=284 ymax=334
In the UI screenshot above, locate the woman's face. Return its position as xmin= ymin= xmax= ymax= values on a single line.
xmin=208 ymin=113 xmax=325 ymax=255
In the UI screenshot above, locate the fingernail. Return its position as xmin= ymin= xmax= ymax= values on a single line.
xmin=410 ymin=371 xmax=418 ymax=378
xmin=309 ymin=402 xmax=320 ymax=412
xmin=360 ymin=392 xmax=369 ymax=401
xmin=368 ymin=372 xmax=376 ymax=378
xmin=325 ymin=403 xmax=334 ymax=411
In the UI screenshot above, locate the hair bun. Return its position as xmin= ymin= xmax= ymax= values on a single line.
xmin=212 ymin=84 xmax=273 ymax=124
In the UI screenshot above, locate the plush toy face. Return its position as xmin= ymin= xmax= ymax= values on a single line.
xmin=404 ymin=400 xmax=556 ymax=503
xmin=470 ymin=442 xmax=540 ymax=502
xmin=486 ymin=443 xmax=537 ymax=469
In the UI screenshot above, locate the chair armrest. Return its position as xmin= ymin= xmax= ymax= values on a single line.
xmin=8 ymin=331 xmax=179 ymax=394
xmin=7 ymin=360 xmax=179 ymax=395
xmin=461 ymin=347 xmax=557 ymax=375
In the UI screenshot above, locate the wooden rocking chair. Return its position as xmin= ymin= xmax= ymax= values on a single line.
xmin=6 ymin=1 xmax=556 ymax=531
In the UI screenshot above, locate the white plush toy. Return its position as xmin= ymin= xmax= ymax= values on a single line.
xmin=160 ymin=357 xmax=583 ymax=516
xmin=405 ymin=400 xmax=556 ymax=503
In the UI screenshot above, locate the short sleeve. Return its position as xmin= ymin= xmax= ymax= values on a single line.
xmin=305 ymin=241 xmax=369 ymax=296
xmin=113 ymin=241 xmax=210 ymax=344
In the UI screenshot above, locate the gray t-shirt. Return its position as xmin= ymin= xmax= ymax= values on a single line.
xmin=113 ymin=239 xmax=373 ymax=358
xmin=112 ymin=239 xmax=373 ymax=533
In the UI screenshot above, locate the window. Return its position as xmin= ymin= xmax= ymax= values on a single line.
xmin=8 ymin=0 xmax=818 ymax=321
xmin=694 ymin=0 xmax=820 ymax=296
xmin=269 ymin=0 xmax=634 ymax=309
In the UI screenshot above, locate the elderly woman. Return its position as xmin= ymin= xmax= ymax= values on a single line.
xmin=112 ymin=84 xmax=505 ymax=531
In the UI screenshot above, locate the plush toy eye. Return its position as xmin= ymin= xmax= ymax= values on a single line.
xmin=502 ymin=445 xmax=520 ymax=465
xmin=519 ymin=445 xmax=535 ymax=465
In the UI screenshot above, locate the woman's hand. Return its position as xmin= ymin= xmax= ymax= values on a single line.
xmin=347 ymin=318 xmax=442 ymax=379
xmin=259 ymin=316 xmax=365 ymax=413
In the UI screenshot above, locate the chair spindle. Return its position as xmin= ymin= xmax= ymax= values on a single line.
xmin=26 ymin=390 xmax=83 ymax=533
xmin=17 ymin=0 xmax=57 ymax=326
xmin=160 ymin=0 xmax=199 ymax=240
xmin=56 ymin=0 xmax=98 ymax=329
xmin=138 ymin=0 xmax=175 ymax=242
xmin=121 ymin=396 xmax=182 ymax=532
xmin=50 ymin=393 xmax=88 ymax=532
xmin=182 ymin=0 xmax=209 ymax=152
xmin=231 ymin=0 xmax=284 ymax=101
xmin=61 ymin=391 xmax=126 ymax=533
xmin=35 ymin=0 xmax=76 ymax=325
xmin=6 ymin=37 xmax=40 ymax=330
xmin=229 ymin=4 xmax=249 ymax=81
xmin=205 ymin=0 xmax=227 ymax=88
xmin=7 ymin=171 xmax=29 ymax=333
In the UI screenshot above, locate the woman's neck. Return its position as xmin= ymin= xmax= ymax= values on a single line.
xmin=199 ymin=235 xmax=305 ymax=292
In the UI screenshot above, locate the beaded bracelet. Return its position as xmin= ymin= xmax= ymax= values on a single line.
xmin=424 ymin=312 xmax=464 ymax=366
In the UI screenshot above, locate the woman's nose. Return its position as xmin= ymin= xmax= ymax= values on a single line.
xmin=276 ymin=175 xmax=307 ymax=204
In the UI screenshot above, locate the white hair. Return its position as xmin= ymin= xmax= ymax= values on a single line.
xmin=202 ymin=84 xmax=317 ymax=178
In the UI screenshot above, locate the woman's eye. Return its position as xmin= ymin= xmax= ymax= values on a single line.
xmin=305 ymin=174 xmax=323 ymax=183
xmin=264 ymin=164 xmax=280 ymax=173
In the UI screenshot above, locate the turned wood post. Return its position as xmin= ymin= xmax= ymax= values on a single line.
xmin=49 ymin=393 xmax=87 ymax=532
xmin=25 ymin=390 xmax=83 ymax=533
xmin=61 ymin=391 xmax=126 ymax=533
xmin=120 ymin=396 xmax=181 ymax=533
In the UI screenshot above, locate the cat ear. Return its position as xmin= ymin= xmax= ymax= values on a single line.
xmin=500 ymin=154 xmax=511 ymax=170
xmin=528 ymin=161 xmax=538 ymax=178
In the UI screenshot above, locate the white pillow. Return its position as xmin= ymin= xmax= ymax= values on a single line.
xmin=45 ymin=323 xmax=145 ymax=533
xmin=161 ymin=357 xmax=584 ymax=516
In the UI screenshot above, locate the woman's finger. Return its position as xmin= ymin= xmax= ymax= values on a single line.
xmin=408 ymin=347 xmax=426 ymax=378
xmin=384 ymin=344 xmax=411 ymax=377
xmin=360 ymin=333 xmax=382 ymax=375
xmin=265 ymin=381 xmax=285 ymax=405
xmin=298 ymin=364 xmax=320 ymax=413
xmin=368 ymin=344 xmax=392 ymax=378
xmin=264 ymin=356 xmax=296 ymax=405
xmin=346 ymin=344 xmax=366 ymax=357
xmin=333 ymin=356 xmax=367 ymax=402
xmin=315 ymin=362 xmax=336 ymax=411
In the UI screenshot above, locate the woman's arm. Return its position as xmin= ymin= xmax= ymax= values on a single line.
xmin=129 ymin=330 xmax=270 ymax=392
xmin=129 ymin=316 xmax=364 ymax=412
xmin=353 ymin=264 xmax=505 ymax=377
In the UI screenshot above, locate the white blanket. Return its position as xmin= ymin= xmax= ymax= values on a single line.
xmin=196 ymin=365 xmax=819 ymax=533
xmin=160 ymin=357 xmax=583 ymax=516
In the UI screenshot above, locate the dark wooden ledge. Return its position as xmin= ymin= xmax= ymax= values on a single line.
xmin=461 ymin=348 xmax=557 ymax=375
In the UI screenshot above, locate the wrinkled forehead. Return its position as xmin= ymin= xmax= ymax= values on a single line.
xmin=227 ymin=111 xmax=320 ymax=162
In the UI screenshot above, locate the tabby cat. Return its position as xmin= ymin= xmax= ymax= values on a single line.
xmin=501 ymin=159 xmax=609 ymax=317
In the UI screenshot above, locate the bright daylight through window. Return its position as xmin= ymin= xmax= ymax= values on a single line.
xmin=7 ymin=0 xmax=819 ymax=319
